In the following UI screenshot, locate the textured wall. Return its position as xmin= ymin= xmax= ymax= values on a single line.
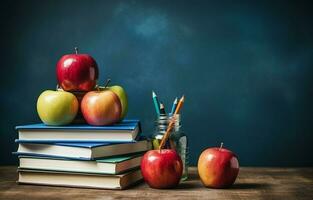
xmin=1 ymin=0 xmax=313 ymax=166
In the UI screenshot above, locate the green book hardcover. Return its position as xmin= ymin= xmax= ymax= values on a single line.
xmin=19 ymin=153 xmax=143 ymax=175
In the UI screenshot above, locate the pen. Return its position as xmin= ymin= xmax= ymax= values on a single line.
xmin=170 ymin=97 xmax=178 ymax=115
xmin=160 ymin=102 xmax=166 ymax=115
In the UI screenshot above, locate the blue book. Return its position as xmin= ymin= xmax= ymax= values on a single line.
xmin=14 ymin=140 xmax=151 ymax=160
xmin=15 ymin=120 xmax=141 ymax=143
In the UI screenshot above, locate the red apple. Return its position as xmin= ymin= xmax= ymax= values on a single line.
xmin=141 ymin=149 xmax=183 ymax=189
xmin=81 ymin=89 xmax=122 ymax=126
xmin=198 ymin=143 xmax=239 ymax=189
xmin=56 ymin=47 xmax=99 ymax=91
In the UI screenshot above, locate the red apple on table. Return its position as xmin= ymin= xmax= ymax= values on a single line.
xmin=56 ymin=47 xmax=99 ymax=91
xmin=141 ymin=149 xmax=183 ymax=189
xmin=81 ymin=86 xmax=122 ymax=126
xmin=198 ymin=143 xmax=239 ymax=189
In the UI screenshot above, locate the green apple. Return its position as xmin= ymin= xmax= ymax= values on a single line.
xmin=99 ymin=85 xmax=128 ymax=119
xmin=109 ymin=85 xmax=128 ymax=119
xmin=37 ymin=90 xmax=79 ymax=125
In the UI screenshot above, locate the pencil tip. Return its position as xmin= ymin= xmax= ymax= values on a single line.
xmin=181 ymin=95 xmax=185 ymax=102
xmin=152 ymin=91 xmax=156 ymax=97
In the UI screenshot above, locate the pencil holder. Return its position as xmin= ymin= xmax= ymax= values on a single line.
xmin=151 ymin=114 xmax=189 ymax=181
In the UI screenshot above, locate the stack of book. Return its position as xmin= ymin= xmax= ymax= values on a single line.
xmin=14 ymin=120 xmax=151 ymax=189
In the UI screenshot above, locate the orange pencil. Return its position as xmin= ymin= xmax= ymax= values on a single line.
xmin=173 ymin=95 xmax=184 ymax=115
xmin=159 ymin=95 xmax=185 ymax=150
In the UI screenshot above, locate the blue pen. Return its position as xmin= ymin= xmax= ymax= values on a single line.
xmin=152 ymin=91 xmax=161 ymax=115
xmin=170 ymin=97 xmax=178 ymax=115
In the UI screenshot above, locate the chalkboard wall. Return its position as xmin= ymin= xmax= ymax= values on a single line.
xmin=1 ymin=0 xmax=313 ymax=166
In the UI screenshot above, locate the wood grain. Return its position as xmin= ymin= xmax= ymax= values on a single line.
xmin=0 ymin=166 xmax=312 ymax=200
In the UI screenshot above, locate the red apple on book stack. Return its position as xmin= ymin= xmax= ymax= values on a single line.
xmin=198 ymin=143 xmax=239 ymax=188
xmin=56 ymin=47 xmax=99 ymax=91
xmin=81 ymin=80 xmax=122 ymax=126
xmin=98 ymin=84 xmax=128 ymax=120
xmin=141 ymin=149 xmax=183 ymax=189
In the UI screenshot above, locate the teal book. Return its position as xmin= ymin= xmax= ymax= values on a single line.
xmin=19 ymin=153 xmax=143 ymax=175
xmin=15 ymin=119 xmax=141 ymax=143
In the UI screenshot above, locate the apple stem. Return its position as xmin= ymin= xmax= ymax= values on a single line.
xmin=74 ymin=47 xmax=78 ymax=54
xmin=220 ymin=142 xmax=224 ymax=150
xmin=104 ymin=78 xmax=111 ymax=88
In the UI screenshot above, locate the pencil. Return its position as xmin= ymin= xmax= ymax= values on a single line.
xmin=159 ymin=95 xmax=185 ymax=150
xmin=173 ymin=95 xmax=184 ymax=115
xmin=170 ymin=97 xmax=178 ymax=115
xmin=160 ymin=102 xmax=166 ymax=115
xmin=152 ymin=91 xmax=160 ymax=115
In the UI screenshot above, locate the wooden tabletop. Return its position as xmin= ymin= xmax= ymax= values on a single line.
xmin=0 ymin=166 xmax=312 ymax=200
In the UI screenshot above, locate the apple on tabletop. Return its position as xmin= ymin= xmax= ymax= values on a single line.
xmin=198 ymin=143 xmax=239 ymax=189
xmin=37 ymin=90 xmax=79 ymax=125
xmin=140 ymin=94 xmax=185 ymax=189
xmin=140 ymin=149 xmax=183 ymax=189
xmin=56 ymin=47 xmax=99 ymax=92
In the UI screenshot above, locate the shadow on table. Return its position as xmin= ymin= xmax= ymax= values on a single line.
xmin=229 ymin=183 xmax=269 ymax=190
xmin=175 ymin=182 xmax=269 ymax=190
xmin=187 ymin=173 xmax=199 ymax=181
xmin=175 ymin=182 xmax=200 ymax=190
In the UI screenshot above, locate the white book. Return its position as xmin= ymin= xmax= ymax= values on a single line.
xmin=18 ymin=168 xmax=142 ymax=190
xmin=15 ymin=140 xmax=151 ymax=160
xmin=19 ymin=154 xmax=143 ymax=174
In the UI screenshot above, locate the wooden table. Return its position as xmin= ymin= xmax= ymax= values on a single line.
xmin=0 ymin=166 xmax=312 ymax=199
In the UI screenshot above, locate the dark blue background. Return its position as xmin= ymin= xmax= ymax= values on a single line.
xmin=1 ymin=0 xmax=313 ymax=166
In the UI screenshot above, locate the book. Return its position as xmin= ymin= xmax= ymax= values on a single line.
xmin=19 ymin=154 xmax=143 ymax=174
xmin=18 ymin=168 xmax=142 ymax=189
xmin=15 ymin=120 xmax=141 ymax=142
xmin=15 ymin=140 xmax=151 ymax=160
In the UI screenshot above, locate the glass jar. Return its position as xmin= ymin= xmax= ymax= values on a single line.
xmin=151 ymin=114 xmax=189 ymax=181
